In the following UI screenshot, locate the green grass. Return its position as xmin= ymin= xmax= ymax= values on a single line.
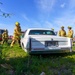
xmin=0 ymin=44 xmax=75 ymax=75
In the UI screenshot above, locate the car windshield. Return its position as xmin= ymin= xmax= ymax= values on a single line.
xmin=29 ymin=30 xmax=55 ymax=35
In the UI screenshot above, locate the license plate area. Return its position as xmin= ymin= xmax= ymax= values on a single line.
xmin=45 ymin=41 xmax=58 ymax=47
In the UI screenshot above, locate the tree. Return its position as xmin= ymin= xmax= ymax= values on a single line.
xmin=0 ymin=2 xmax=12 ymax=18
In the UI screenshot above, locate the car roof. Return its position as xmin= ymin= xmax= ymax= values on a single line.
xmin=27 ymin=28 xmax=52 ymax=31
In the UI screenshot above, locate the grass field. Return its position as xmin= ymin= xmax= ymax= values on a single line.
xmin=0 ymin=44 xmax=75 ymax=75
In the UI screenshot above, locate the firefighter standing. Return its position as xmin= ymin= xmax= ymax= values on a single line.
xmin=2 ymin=29 xmax=8 ymax=44
xmin=58 ymin=26 xmax=66 ymax=37
xmin=67 ymin=26 xmax=73 ymax=38
xmin=51 ymin=28 xmax=54 ymax=31
xmin=10 ymin=22 xmax=21 ymax=47
xmin=67 ymin=26 xmax=74 ymax=45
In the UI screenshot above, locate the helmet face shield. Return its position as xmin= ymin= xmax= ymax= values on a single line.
xmin=15 ymin=24 xmax=19 ymax=26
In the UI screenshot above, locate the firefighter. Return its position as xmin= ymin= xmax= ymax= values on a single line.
xmin=67 ymin=26 xmax=74 ymax=45
xmin=58 ymin=26 xmax=66 ymax=37
xmin=10 ymin=22 xmax=21 ymax=47
xmin=67 ymin=26 xmax=73 ymax=38
xmin=51 ymin=28 xmax=54 ymax=31
xmin=2 ymin=29 xmax=8 ymax=44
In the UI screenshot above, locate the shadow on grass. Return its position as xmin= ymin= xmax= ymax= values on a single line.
xmin=1 ymin=46 xmax=75 ymax=75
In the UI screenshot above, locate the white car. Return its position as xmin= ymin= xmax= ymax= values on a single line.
xmin=21 ymin=28 xmax=72 ymax=54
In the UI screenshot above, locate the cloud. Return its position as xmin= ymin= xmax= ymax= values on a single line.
xmin=60 ymin=3 xmax=65 ymax=8
xmin=50 ymin=0 xmax=75 ymax=32
xmin=35 ymin=0 xmax=56 ymax=12
xmin=21 ymin=14 xmax=30 ymax=22
xmin=53 ymin=14 xmax=75 ymax=33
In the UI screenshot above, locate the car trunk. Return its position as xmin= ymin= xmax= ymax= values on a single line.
xmin=29 ymin=35 xmax=71 ymax=51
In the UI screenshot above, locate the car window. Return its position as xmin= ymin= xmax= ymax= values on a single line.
xmin=29 ymin=30 xmax=55 ymax=35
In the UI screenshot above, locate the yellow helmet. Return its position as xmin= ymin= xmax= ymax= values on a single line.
xmin=61 ymin=26 xmax=64 ymax=28
xmin=15 ymin=22 xmax=20 ymax=26
xmin=51 ymin=28 xmax=54 ymax=30
xmin=68 ymin=26 xmax=72 ymax=29
xmin=5 ymin=29 xmax=7 ymax=31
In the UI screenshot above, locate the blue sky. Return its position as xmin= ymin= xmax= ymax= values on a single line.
xmin=0 ymin=0 xmax=75 ymax=35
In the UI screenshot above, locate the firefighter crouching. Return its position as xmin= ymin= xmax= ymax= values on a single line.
xmin=10 ymin=22 xmax=21 ymax=47
xmin=58 ymin=26 xmax=66 ymax=37
xmin=2 ymin=29 xmax=8 ymax=44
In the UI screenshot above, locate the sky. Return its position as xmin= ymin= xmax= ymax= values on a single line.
xmin=0 ymin=0 xmax=75 ymax=35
